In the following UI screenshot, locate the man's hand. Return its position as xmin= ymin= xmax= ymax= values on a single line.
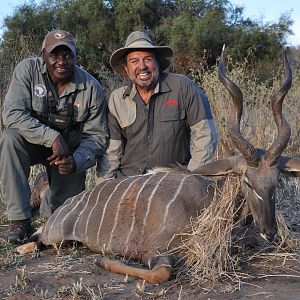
xmin=48 ymin=135 xmax=69 ymax=165
xmin=54 ymin=156 xmax=76 ymax=175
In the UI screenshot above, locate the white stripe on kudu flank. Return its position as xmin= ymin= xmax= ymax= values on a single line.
xmin=85 ymin=181 xmax=111 ymax=243
xmin=46 ymin=195 xmax=77 ymax=241
xmin=59 ymin=189 xmax=90 ymax=239
xmin=158 ymin=175 xmax=191 ymax=234
xmin=96 ymin=177 xmax=132 ymax=246
xmin=108 ymin=176 xmax=143 ymax=245
xmin=124 ymin=174 xmax=153 ymax=253
xmin=71 ymin=186 xmax=96 ymax=240
xmin=141 ymin=173 xmax=169 ymax=234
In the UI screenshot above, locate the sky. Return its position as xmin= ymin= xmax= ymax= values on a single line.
xmin=232 ymin=0 xmax=300 ymax=46
xmin=1 ymin=0 xmax=300 ymax=46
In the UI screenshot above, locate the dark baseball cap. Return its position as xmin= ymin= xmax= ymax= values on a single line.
xmin=42 ymin=30 xmax=76 ymax=55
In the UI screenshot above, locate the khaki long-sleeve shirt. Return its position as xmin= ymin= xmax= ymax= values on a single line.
xmin=3 ymin=57 xmax=108 ymax=172
xmin=97 ymin=72 xmax=218 ymax=179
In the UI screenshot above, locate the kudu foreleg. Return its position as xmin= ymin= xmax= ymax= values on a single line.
xmin=15 ymin=226 xmax=44 ymax=254
xmin=96 ymin=257 xmax=173 ymax=284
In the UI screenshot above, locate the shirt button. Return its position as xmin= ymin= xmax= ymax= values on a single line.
xmin=147 ymin=135 xmax=151 ymax=139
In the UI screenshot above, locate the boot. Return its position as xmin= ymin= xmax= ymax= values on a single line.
xmin=8 ymin=218 xmax=33 ymax=244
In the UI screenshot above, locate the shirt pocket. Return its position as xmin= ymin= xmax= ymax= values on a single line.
xmin=159 ymin=108 xmax=186 ymax=142
xmin=73 ymin=98 xmax=89 ymax=122
xmin=31 ymin=95 xmax=48 ymax=114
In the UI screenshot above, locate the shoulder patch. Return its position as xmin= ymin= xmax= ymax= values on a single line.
xmin=34 ymin=84 xmax=47 ymax=97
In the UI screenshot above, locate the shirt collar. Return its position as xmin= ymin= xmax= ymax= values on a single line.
xmin=157 ymin=72 xmax=171 ymax=93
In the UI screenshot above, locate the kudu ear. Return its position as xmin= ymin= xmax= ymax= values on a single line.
xmin=279 ymin=156 xmax=300 ymax=177
xmin=192 ymin=155 xmax=246 ymax=176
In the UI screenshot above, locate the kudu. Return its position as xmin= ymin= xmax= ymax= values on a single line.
xmin=17 ymin=48 xmax=300 ymax=284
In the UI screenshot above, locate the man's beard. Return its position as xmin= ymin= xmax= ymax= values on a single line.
xmin=130 ymin=66 xmax=159 ymax=89
xmin=134 ymin=77 xmax=154 ymax=88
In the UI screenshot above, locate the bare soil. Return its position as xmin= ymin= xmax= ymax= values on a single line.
xmin=1 ymin=225 xmax=300 ymax=300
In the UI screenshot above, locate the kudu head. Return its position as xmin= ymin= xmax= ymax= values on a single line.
xmin=218 ymin=46 xmax=293 ymax=242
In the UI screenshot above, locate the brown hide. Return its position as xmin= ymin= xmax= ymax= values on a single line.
xmin=41 ymin=171 xmax=216 ymax=265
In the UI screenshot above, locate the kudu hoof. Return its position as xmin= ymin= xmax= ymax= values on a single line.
xmin=95 ymin=257 xmax=107 ymax=269
xmin=15 ymin=242 xmax=38 ymax=255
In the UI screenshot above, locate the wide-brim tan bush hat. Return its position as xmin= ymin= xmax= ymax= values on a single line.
xmin=110 ymin=31 xmax=173 ymax=77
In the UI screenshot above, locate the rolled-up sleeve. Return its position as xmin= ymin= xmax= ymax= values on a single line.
xmin=183 ymin=78 xmax=218 ymax=170
xmin=96 ymin=110 xmax=124 ymax=182
xmin=188 ymin=119 xmax=218 ymax=170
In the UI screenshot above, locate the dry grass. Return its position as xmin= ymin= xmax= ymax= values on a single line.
xmin=171 ymin=176 xmax=300 ymax=285
xmin=0 ymin=47 xmax=299 ymax=297
xmin=173 ymin=176 xmax=241 ymax=284
xmin=276 ymin=177 xmax=300 ymax=228
xmin=194 ymin=55 xmax=300 ymax=157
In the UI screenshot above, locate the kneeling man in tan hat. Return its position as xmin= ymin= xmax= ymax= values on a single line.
xmin=97 ymin=31 xmax=218 ymax=180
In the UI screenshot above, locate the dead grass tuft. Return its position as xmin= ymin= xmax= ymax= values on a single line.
xmin=173 ymin=175 xmax=241 ymax=284
xmin=172 ymin=176 xmax=300 ymax=285
xmin=276 ymin=177 xmax=300 ymax=230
